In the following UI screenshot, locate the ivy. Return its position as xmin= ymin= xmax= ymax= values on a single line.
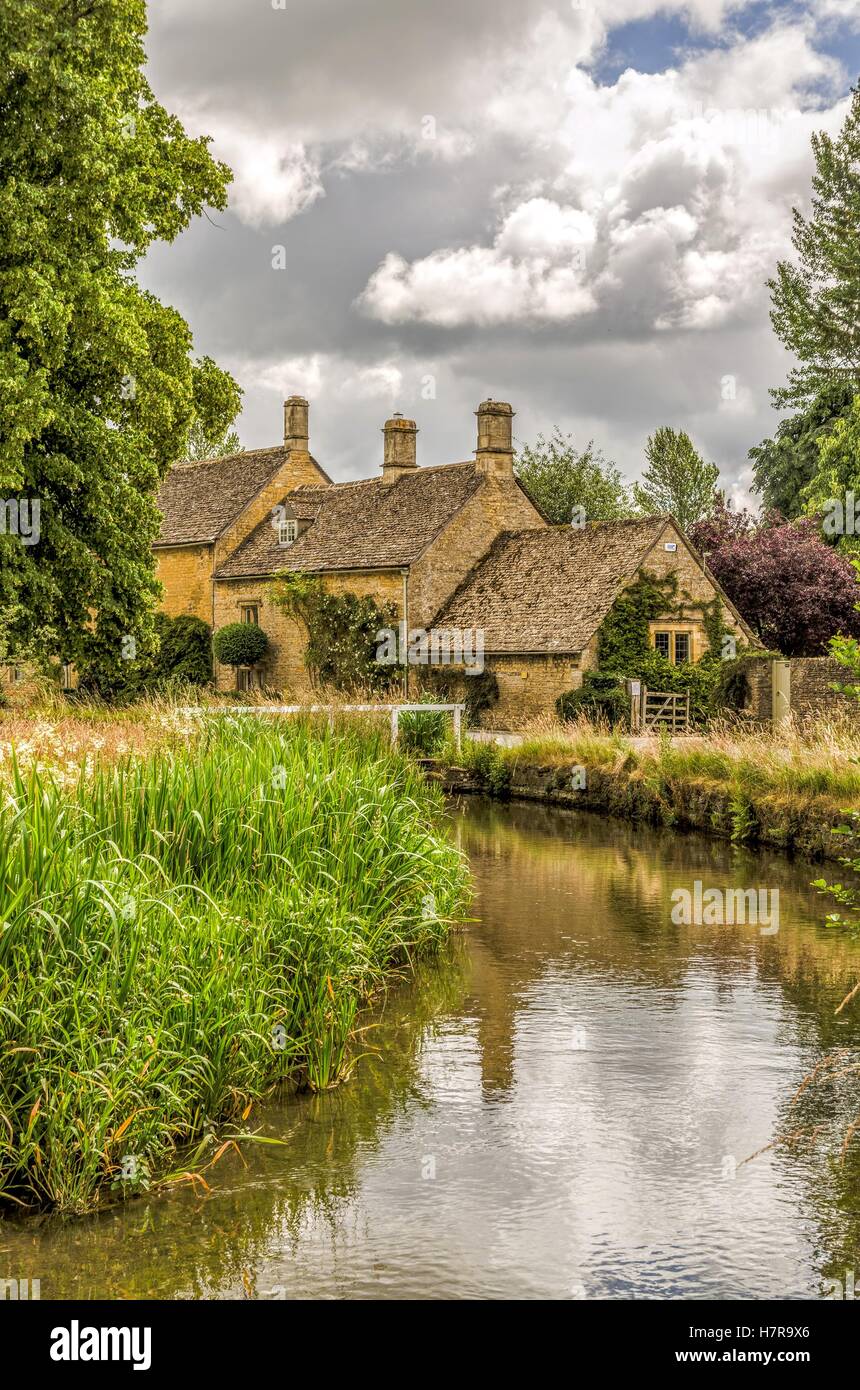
xmin=597 ymin=570 xmax=679 ymax=670
xmin=271 ymin=572 xmax=399 ymax=694
xmin=558 ymin=570 xmax=741 ymax=727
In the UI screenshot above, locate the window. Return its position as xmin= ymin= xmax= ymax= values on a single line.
xmin=237 ymin=667 xmax=252 ymax=692
xmin=278 ymin=519 xmax=298 ymax=546
xmin=61 ymin=663 xmax=74 ymax=690
xmin=652 ymin=627 xmax=694 ymax=664
xmin=240 ymin=604 xmax=259 ymax=626
xmin=7 ymin=665 xmax=22 ymax=685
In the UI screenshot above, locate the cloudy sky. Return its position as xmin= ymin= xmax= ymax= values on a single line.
xmin=142 ymin=0 xmax=860 ymax=505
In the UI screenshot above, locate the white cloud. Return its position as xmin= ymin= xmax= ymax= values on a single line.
xmin=358 ymin=21 xmax=847 ymax=332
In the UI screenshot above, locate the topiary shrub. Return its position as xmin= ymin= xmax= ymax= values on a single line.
xmin=213 ymin=622 xmax=269 ymax=672
xmin=557 ymin=672 xmax=629 ymax=726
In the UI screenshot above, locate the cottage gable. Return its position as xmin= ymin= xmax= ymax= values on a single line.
xmin=213 ymin=462 xmax=485 ymax=579
xmin=433 ymin=515 xmax=757 ymax=655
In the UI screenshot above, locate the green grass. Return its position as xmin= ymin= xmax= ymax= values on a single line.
xmin=0 ymin=716 xmax=469 ymax=1214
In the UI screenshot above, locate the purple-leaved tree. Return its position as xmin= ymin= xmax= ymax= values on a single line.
xmin=689 ymin=505 xmax=860 ymax=655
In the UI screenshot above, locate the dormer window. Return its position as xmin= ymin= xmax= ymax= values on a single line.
xmin=278 ymin=519 xmax=298 ymax=546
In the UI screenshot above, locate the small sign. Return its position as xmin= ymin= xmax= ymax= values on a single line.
xmin=664 ymin=541 xmax=677 ymax=552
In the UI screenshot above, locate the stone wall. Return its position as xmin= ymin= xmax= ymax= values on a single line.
xmin=484 ymin=654 xmax=581 ymax=727
xmin=212 ymin=568 xmax=403 ymax=693
xmin=745 ymin=655 xmax=859 ymax=726
xmin=410 ymin=475 xmax=543 ymax=626
xmin=154 ymin=544 xmax=214 ymax=624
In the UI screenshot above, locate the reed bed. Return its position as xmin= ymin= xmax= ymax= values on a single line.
xmin=0 ymin=715 xmax=468 ymax=1214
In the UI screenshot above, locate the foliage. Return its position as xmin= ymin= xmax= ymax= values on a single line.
xmin=749 ymin=381 xmax=857 ymax=518
xmin=515 ymin=428 xmax=634 ymax=524
xmin=690 ymin=512 xmax=860 ymax=655
xmin=181 ymin=359 xmax=244 ymax=460
xmin=0 ymin=717 xmax=468 ymax=1212
xmin=0 ymin=0 xmax=238 ymax=690
xmin=212 ymin=623 xmax=269 ymax=670
xmin=422 ymin=667 xmax=500 ymax=726
xmin=802 ymin=393 xmax=860 ymax=551
xmin=271 ymin=572 xmax=399 ymax=693
xmin=77 ymin=612 xmax=213 ymax=702
xmin=152 ymin=614 xmax=212 ymax=687
xmin=557 ymin=672 xmax=628 ymax=726
xmin=709 ymin=649 xmax=780 ymax=714
xmin=398 ymin=694 xmax=451 ymax=756
xmin=633 ymin=427 xmax=721 ymax=530
xmin=767 ymin=83 xmax=860 ymax=410
xmin=597 ymin=569 xmax=679 ymax=671
xmin=456 ymin=739 xmax=512 ymax=798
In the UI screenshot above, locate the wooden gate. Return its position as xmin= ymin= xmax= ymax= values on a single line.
xmin=640 ymin=688 xmax=690 ymax=734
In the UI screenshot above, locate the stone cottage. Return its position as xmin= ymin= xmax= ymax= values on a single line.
xmin=154 ymin=397 xmax=545 ymax=695
xmin=431 ymin=514 xmax=756 ymax=726
xmin=153 ymin=396 xmax=754 ymax=722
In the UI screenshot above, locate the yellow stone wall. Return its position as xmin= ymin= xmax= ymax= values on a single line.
xmin=154 ymin=544 xmax=214 ymax=623
xmin=409 ymin=475 xmax=544 ymax=625
xmin=212 ymin=568 xmax=404 ymax=693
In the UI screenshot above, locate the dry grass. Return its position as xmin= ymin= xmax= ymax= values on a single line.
xmin=498 ymin=711 xmax=860 ymax=804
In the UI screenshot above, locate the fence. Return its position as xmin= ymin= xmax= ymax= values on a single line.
xmin=638 ymin=688 xmax=690 ymax=734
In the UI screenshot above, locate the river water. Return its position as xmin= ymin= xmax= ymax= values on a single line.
xmin=4 ymin=797 xmax=860 ymax=1300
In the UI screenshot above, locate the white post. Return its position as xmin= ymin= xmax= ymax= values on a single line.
xmin=452 ymin=704 xmax=462 ymax=751
xmin=390 ymin=706 xmax=399 ymax=746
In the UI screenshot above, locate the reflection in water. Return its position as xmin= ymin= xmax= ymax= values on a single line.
xmin=3 ymin=797 xmax=860 ymax=1299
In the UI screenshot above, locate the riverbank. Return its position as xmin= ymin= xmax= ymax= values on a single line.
xmin=0 ymin=716 xmax=469 ymax=1215
xmin=433 ymin=718 xmax=860 ymax=862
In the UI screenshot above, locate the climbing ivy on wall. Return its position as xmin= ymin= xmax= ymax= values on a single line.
xmin=597 ymin=570 xmax=679 ymax=670
xmin=271 ymin=572 xmax=399 ymax=693
xmin=564 ymin=569 xmax=741 ymax=726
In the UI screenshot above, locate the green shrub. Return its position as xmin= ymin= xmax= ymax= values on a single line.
xmin=398 ymin=695 xmax=451 ymax=756
xmin=557 ymin=672 xmax=629 ymax=726
xmin=212 ymin=622 xmax=269 ymax=670
xmin=154 ymin=614 xmax=212 ymax=686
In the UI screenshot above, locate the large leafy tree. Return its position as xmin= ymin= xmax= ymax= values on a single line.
xmin=802 ymin=393 xmax=860 ymax=551
xmin=688 ymin=507 xmax=860 ymax=655
xmin=767 ymin=84 xmax=860 ymax=410
xmin=632 ymin=426 xmax=720 ymax=530
xmin=749 ymin=380 xmax=857 ymax=518
xmin=515 ymin=429 xmax=633 ymax=524
xmin=0 ymin=1 xmax=239 ymax=689
xmin=181 ymin=355 xmax=244 ymax=461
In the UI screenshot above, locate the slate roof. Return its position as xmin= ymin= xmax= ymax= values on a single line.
xmin=431 ymin=516 xmax=674 ymax=653
xmin=214 ymin=462 xmax=485 ymax=578
xmin=155 ymin=447 xmax=331 ymax=546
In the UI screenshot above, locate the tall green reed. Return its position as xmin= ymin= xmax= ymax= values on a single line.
xmin=0 ymin=716 xmax=468 ymax=1214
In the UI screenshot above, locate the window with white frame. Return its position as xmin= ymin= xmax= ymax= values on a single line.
xmin=278 ymin=519 xmax=298 ymax=546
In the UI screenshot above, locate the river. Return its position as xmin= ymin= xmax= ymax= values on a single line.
xmin=4 ymin=796 xmax=860 ymax=1299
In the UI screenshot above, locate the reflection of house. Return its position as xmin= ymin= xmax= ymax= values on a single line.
xmin=153 ymin=396 xmax=753 ymax=722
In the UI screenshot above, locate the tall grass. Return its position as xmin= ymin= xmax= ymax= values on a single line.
xmin=0 ymin=716 xmax=469 ymax=1214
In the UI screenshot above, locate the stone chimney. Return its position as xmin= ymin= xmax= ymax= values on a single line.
xmin=381 ymin=413 xmax=418 ymax=483
xmin=284 ymin=395 xmax=310 ymax=453
xmin=474 ymin=399 xmax=514 ymax=475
